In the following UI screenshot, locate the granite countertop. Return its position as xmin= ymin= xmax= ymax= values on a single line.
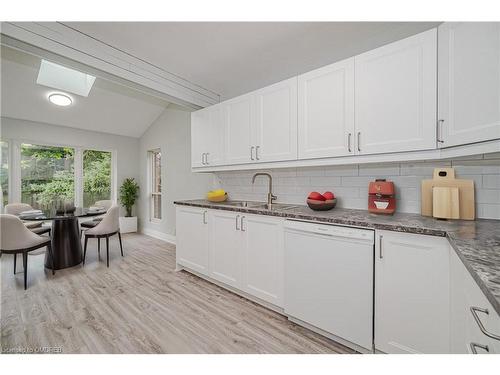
xmin=174 ymin=199 xmax=500 ymax=315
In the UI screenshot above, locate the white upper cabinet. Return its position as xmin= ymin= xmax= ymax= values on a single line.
xmin=191 ymin=104 xmax=224 ymax=167
xmin=355 ymin=29 xmax=437 ymax=155
xmin=224 ymin=94 xmax=254 ymax=165
xmin=438 ymin=22 xmax=500 ymax=147
xmin=254 ymin=78 xmax=298 ymax=162
xmin=298 ymin=58 xmax=355 ymax=159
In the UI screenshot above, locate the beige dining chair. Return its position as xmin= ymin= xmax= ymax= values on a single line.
xmin=0 ymin=214 xmax=55 ymax=289
xmin=80 ymin=199 xmax=113 ymax=237
xmin=83 ymin=205 xmax=123 ymax=267
xmin=4 ymin=203 xmax=51 ymax=236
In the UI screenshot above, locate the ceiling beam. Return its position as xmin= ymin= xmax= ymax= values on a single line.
xmin=1 ymin=22 xmax=220 ymax=109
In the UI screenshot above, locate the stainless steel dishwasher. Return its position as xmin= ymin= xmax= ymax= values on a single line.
xmin=284 ymin=219 xmax=374 ymax=352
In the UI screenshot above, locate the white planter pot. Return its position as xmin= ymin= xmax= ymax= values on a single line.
xmin=119 ymin=216 xmax=137 ymax=233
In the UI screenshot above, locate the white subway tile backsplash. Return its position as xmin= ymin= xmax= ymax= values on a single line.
xmin=215 ymin=153 xmax=500 ymax=219
xmin=358 ymin=164 xmax=400 ymax=176
xmin=310 ymin=176 xmax=342 ymax=187
xmin=483 ymin=175 xmax=500 ymax=189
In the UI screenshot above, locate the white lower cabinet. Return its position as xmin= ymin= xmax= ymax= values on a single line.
xmin=450 ymin=249 xmax=500 ymax=354
xmin=375 ymin=230 xmax=451 ymax=354
xmin=175 ymin=206 xmax=209 ymax=275
xmin=208 ymin=210 xmax=244 ymax=289
xmin=205 ymin=210 xmax=285 ymax=307
xmin=242 ymin=214 xmax=284 ymax=307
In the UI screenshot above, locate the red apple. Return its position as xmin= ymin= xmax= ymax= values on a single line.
xmin=308 ymin=191 xmax=326 ymax=201
xmin=323 ymin=191 xmax=335 ymax=200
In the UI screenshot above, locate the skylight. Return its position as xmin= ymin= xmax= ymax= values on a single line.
xmin=37 ymin=60 xmax=96 ymax=97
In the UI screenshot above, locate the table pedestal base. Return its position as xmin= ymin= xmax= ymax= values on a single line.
xmin=44 ymin=217 xmax=82 ymax=270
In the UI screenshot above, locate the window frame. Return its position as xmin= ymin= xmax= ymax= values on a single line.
xmin=1 ymin=137 xmax=117 ymax=209
xmin=148 ymin=148 xmax=162 ymax=223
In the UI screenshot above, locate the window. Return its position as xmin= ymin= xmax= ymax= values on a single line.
xmin=149 ymin=149 xmax=162 ymax=221
xmin=83 ymin=149 xmax=112 ymax=207
xmin=0 ymin=140 xmax=8 ymax=208
xmin=21 ymin=144 xmax=75 ymax=209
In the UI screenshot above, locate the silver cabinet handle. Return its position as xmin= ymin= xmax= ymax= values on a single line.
xmin=255 ymin=146 xmax=260 ymax=160
xmin=357 ymin=132 xmax=361 ymax=152
xmin=201 ymin=153 xmax=205 ymax=165
xmin=235 ymin=215 xmax=240 ymax=230
xmin=437 ymin=119 xmax=445 ymax=144
xmin=471 ymin=307 xmax=500 ymax=341
xmin=203 ymin=210 xmax=207 ymax=224
xmin=205 ymin=152 xmax=209 ymax=165
xmin=250 ymin=146 xmax=255 ymax=161
xmin=240 ymin=216 xmax=245 ymax=231
xmin=470 ymin=342 xmax=489 ymax=354
xmin=379 ymin=234 xmax=383 ymax=259
xmin=348 ymin=133 xmax=352 ymax=153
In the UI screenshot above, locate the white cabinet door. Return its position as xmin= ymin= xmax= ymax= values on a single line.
xmin=298 ymin=58 xmax=355 ymax=159
xmin=205 ymin=104 xmax=225 ymax=166
xmin=355 ymin=29 xmax=437 ymax=155
xmin=438 ymin=22 xmax=500 ymax=148
xmin=175 ymin=206 xmax=209 ymax=275
xmin=375 ymin=230 xmax=450 ymax=354
xmin=241 ymin=214 xmax=284 ymax=307
xmin=191 ymin=108 xmax=209 ymax=168
xmin=254 ymin=78 xmax=298 ymax=163
xmin=191 ymin=105 xmax=224 ymax=168
xmin=224 ymin=94 xmax=254 ymax=165
xmin=208 ymin=210 xmax=243 ymax=288
xmin=450 ymin=249 xmax=500 ymax=354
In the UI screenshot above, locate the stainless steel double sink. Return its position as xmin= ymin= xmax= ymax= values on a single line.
xmin=220 ymin=200 xmax=299 ymax=211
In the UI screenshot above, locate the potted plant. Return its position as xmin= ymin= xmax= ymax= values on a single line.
xmin=119 ymin=178 xmax=139 ymax=233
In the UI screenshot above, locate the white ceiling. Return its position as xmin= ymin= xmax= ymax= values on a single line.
xmin=0 ymin=46 xmax=170 ymax=138
xmin=66 ymin=22 xmax=441 ymax=100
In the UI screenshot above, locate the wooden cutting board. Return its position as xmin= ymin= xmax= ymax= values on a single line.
xmin=421 ymin=168 xmax=475 ymax=220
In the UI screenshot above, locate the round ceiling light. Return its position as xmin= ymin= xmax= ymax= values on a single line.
xmin=48 ymin=93 xmax=72 ymax=106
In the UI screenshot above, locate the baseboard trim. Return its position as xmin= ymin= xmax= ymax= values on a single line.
xmin=141 ymin=228 xmax=176 ymax=245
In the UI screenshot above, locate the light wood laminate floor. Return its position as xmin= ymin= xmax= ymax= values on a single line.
xmin=1 ymin=233 xmax=354 ymax=354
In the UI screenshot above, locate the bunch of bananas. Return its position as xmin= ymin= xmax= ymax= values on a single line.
xmin=207 ymin=189 xmax=227 ymax=202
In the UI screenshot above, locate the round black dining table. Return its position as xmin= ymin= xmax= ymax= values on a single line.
xmin=20 ymin=207 xmax=106 ymax=270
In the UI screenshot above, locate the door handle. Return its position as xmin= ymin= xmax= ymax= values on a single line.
xmin=203 ymin=210 xmax=207 ymax=224
xmin=357 ymin=132 xmax=361 ymax=152
xmin=470 ymin=342 xmax=489 ymax=354
xmin=379 ymin=235 xmax=383 ymax=259
xmin=250 ymin=146 xmax=255 ymax=161
xmin=255 ymin=146 xmax=260 ymax=160
xmin=470 ymin=307 xmax=500 ymax=341
xmin=235 ymin=215 xmax=240 ymax=230
xmin=437 ymin=119 xmax=445 ymax=144
xmin=240 ymin=216 xmax=245 ymax=231
xmin=205 ymin=153 xmax=209 ymax=165
xmin=201 ymin=153 xmax=205 ymax=165
xmin=348 ymin=133 xmax=352 ymax=153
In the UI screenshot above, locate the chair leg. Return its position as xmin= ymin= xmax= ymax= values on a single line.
xmin=22 ymin=251 xmax=28 ymax=290
xmin=47 ymin=243 xmax=55 ymax=275
xmin=98 ymin=238 xmax=101 ymax=259
xmin=106 ymin=236 xmax=110 ymax=268
xmin=13 ymin=253 xmax=17 ymax=274
xmin=118 ymin=232 xmax=124 ymax=257
xmin=83 ymin=236 xmax=88 ymax=265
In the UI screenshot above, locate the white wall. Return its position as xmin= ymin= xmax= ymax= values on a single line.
xmin=0 ymin=116 xmax=140 ymax=214
xmin=214 ymin=153 xmax=500 ymax=220
xmin=139 ymin=107 xmax=213 ymax=240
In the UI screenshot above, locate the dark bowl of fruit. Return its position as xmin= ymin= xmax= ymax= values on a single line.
xmin=306 ymin=191 xmax=337 ymax=211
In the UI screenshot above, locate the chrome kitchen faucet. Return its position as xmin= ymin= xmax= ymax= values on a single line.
xmin=251 ymin=172 xmax=277 ymax=209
